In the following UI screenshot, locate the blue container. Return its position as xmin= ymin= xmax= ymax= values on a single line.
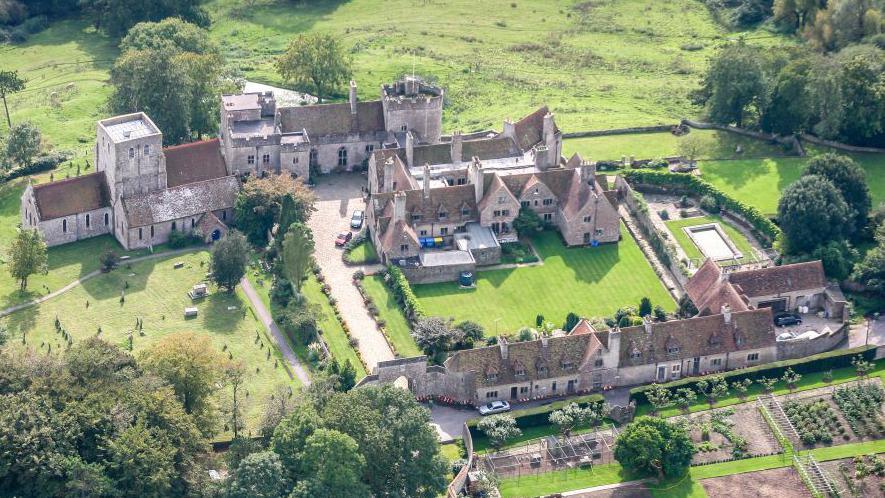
xmin=459 ymin=271 xmax=473 ymax=287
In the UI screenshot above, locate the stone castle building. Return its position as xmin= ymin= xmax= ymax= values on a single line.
xmin=361 ymin=259 xmax=848 ymax=403
xmin=365 ymin=107 xmax=621 ymax=283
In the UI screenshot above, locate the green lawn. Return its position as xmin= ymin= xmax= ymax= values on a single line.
xmin=361 ymin=275 xmax=422 ymax=357
xmin=1 ymin=250 xmax=296 ymax=440
xmin=563 ymin=129 xmax=789 ymax=163
xmin=301 ymin=276 xmax=367 ymax=379
xmin=665 ymin=214 xmax=758 ymax=267
xmin=413 ymin=225 xmax=675 ymax=335
xmin=346 ymin=239 xmax=378 ymax=265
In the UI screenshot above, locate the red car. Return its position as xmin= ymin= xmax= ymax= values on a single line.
xmin=335 ymin=231 xmax=353 ymax=247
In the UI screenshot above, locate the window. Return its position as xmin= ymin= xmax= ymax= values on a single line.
xmin=515 ymin=367 xmax=525 ymax=377
xmin=171 ymin=221 xmax=176 ymax=232
xmin=138 ymin=228 xmax=143 ymax=240
xmin=502 ymin=209 xmax=510 ymax=216
xmin=419 ymin=230 xmax=427 ymax=236
xmin=400 ymin=244 xmax=409 ymax=252
xmin=440 ymin=227 xmax=448 ymax=235
xmin=735 ymin=336 xmax=744 ymax=346
xmin=561 ymin=361 xmax=575 ymax=370
xmin=552 ymin=382 xmax=557 ymax=392
xmin=457 ymin=178 xmax=466 ymax=185
xmin=519 ymin=386 xmax=529 ymax=394
xmin=630 ymin=350 xmax=642 ymax=359
xmin=493 ymin=210 xmax=501 ymax=217
xmin=128 ymin=148 xmax=134 ymax=159
xmin=446 ymin=178 xmax=454 ymax=186
xmin=672 ymin=364 xmax=681 ymax=373
xmin=62 ymin=219 xmax=67 ymax=233
xmin=501 ymin=222 xmax=510 ymax=233
xmin=537 ymin=366 xmax=547 ymax=376
xmin=401 ymin=124 xmax=407 ymax=131
xmin=543 ymin=198 xmax=553 ymax=206
xmin=337 ymin=147 xmax=347 ymax=167
xmin=365 ymin=144 xmax=375 ymax=154
xmin=668 ymin=346 xmax=680 ymax=354
xmin=309 ymin=149 xmax=318 ymax=167
xmin=462 ymin=208 xmax=471 ymax=216
xmin=595 ymin=228 xmax=604 ymax=236
xmin=534 ymin=200 xmax=538 ymax=206
xmin=222 ymin=211 xmax=227 ymax=220
xmin=543 ymin=213 xmax=553 ymax=222
xmin=262 ymin=154 xmax=270 ymax=164
xmin=583 ymin=215 xmax=592 ymax=223
xmin=247 ymin=155 xmax=255 ymax=165
xmin=485 ymin=391 xmax=498 ymax=399
xmin=711 ymin=358 xmax=722 ymax=367
xmin=191 ymin=218 xmax=195 ymax=228
xmin=293 ymin=157 xmax=299 ymax=164
xmin=486 ymin=372 xmax=497 ymax=382
xmin=104 ymin=213 xmax=109 ymax=226
xmin=594 ymin=359 xmax=604 ymax=367
xmin=85 ymin=214 xmax=90 ymax=228
xmin=521 ymin=201 xmax=530 ymax=208
xmin=747 ymin=353 xmax=759 ymax=362
xmin=144 ymin=145 xmax=150 ymax=155
xmin=497 ymin=195 xmax=505 ymax=204
xmin=438 ymin=211 xmax=447 ymax=219
xmin=150 ymin=225 xmax=154 ymax=238
xmin=412 ymin=213 xmax=422 ymax=222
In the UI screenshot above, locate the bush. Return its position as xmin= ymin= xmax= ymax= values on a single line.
xmin=699 ymin=194 xmax=720 ymax=214
xmin=658 ymin=209 xmax=670 ymax=220
xmin=467 ymin=394 xmax=604 ymax=437
xmin=167 ymin=230 xmax=202 ymax=249
xmin=385 ymin=265 xmax=424 ymax=320
xmin=0 ymin=151 xmax=70 ymax=183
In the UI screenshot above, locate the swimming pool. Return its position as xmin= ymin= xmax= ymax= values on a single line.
xmin=684 ymin=223 xmax=742 ymax=261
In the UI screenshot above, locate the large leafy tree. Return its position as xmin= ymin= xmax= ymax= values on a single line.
xmin=276 ymin=33 xmax=353 ymax=101
xmin=235 ymin=175 xmax=316 ymax=245
xmin=614 ymin=417 xmax=695 ymax=479
xmin=281 ymin=222 xmax=315 ymax=293
xmin=79 ymin=0 xmax=208 ymax=38
xmin=803 ymin=153 xmax=872 ymax=232
xmin=701 ymin=41 xmax=767 ymax=127
xmin=778 ymin=175 xmax=855 ymax=254
xmin=549 ymin=402 xmax=602 ymax=437
xmin=0 ymin=69 xmax=25 ymax=128
xmin=228 ymin=451 xmax=291 ymax=498
xmin=7 ymin=227 xmax=47 ymax=291
xmin=852 ymin=223 xmax=885 ymax=296
xmin=138 ymin=332 xmax=226 ymax=437
xmin=210 ymin=230 xmax=250 ymax=291
xmin=411 ymin=316 xmax=461 ymax=360
xmin=837 ymin=48 xmax=885 ymax=146
xmin=477 ymin=414 xmax=522 ymax=452
xmin=761 ymin=57 xmax=814 ymax=135
xmin=290 ymin=429 xmax=369 ymax=498
xmin=4 ymin=121 xmax=42 ymax=168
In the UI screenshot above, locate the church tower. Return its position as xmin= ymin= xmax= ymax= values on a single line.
xmin=95 ymin=112 xmax=166 ymax=200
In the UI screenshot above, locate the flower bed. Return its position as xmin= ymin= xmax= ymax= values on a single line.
xmin=833 ymin=383 xmax=885 ymax=438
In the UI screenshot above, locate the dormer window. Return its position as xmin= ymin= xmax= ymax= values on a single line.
xmin=515 ymin=366 xmax=526 ymax=377
xmin=668 ymin=346 xmax=680 ymax=354
xmin=411 ymin=213 xmax=422 ymax=222
xmin=144 ymin=145 xmax=150 ymax=155
xmin=498 ymin=195 xmax=505 ymax=204
xmin=461 ymin=208 xmax=471 ymax=216
xmin=630 ymin=350 xmax=642 ymax=359
xmin=561 ymin=360 xmax=575 ymax=370
xmin=485 ymin=367 xmax=499 ymax=382
xmin=735 ymin=335 xmax=744 ymax=347
xmin=438 ymin=211 xmax=447 ymax=219
xmin=400 ymin=244 xmax=409 ymax=252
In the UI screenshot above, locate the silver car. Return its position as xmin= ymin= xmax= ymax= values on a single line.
xmin=478 ymin=400 xmax=511 ymax=416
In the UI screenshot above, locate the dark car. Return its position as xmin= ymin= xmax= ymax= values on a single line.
xmin=350 ymin=210 xmax=364 ymax=229
xmin=335 ymin=231 xmax=353 ymax=247
xmin=774 ymin=312 xmax=802 ymax=327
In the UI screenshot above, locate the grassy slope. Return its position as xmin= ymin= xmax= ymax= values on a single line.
xmin=205 ymin=0 xmax=791 ymax=132
xmin=361 ymin=274 xmax=422 ymax=357
xmin=1 ymin=251 xmax=295 ymax=439
xmin=413 ymin=224 xmax=675 ymax=334
xmin=665 ymin=214 xmax=757 ymax=266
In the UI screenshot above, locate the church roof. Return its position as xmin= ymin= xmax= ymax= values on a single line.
xmin=163 ymin=139 xmax=228 ymax=188
xmin=31 ymin=172 xmax=111 ymax=220
xmin=122 ymin=176 xmax=239 ymax=227
xmin=278 ymin=100 xmax=385 ymax=137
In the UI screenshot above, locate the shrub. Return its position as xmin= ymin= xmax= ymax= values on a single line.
xmin=467 ymin=394 xmax=604 ymax=436
xmin=167 ymin=230 xmax=202 ymax=248
xmin=658 ymin=209 xmax=670 ymax=220
xmin=699 ymin=194 xmax=720 ymax=214
xmin=385 ymin=265 xmax=424 ymax=319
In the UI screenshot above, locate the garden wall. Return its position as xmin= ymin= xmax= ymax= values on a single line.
xmin=799 ymin=133 xmax=885 ymax=154
xmin=446 ymin=424 xmax=474 ymax=498
xmin=776 ymin=323 xmax=849 ymax=360
xmin=563 ymin=124 xmax=675 ymax=139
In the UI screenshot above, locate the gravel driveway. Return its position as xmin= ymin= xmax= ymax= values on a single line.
xmin=307 ymin=173 xmax=394 ymax=371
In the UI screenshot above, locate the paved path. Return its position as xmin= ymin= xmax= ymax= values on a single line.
xmin=240 ymin=276 xmax=311 ymax=386
xmin=0 ymin=247 xmax=198 ymax=318
xmin=308 ymin=173 xmax=394 ymax=370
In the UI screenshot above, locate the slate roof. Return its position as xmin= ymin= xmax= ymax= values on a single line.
xmin=618 ymin=309 xmax=775 ymax=367
xmin=512 ymin=106 xmax=558 ymax=151
xmin=122 ymin=176 xmax=239 ymax=227
xmin=375 ymin=184 xmax=477 ymax=225
xmin=163 ymin=139 xmax=228 ymax=188
xmin=462 ymin=137 xmax=521 ymax=160
xmin=278 ymin=100 xmax=385 ymax=137
xmin=728 ymin=261 xmax=827 ymax=297
xmin=379 ymin=219 xmax=419 ymax=254
xmin=445 ymin=333 xmax=603 ymax=389
xmin=32 ymin=172 xmax=111 ymax=220
xmin=685 ymin=259 xmax=749 ymax=316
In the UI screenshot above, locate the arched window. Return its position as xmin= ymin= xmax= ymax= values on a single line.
xmin=293 ymin=157 xmax=299 ymax=164
xmin=309 ymin=148 xmax=318 ymax=167
xmin=104 ymin=213 xmax=109 ymax=226
xmin=62 ymin=219 xmax=67 ymax=233
xmin=337 ymin=147 xmax=347 ymax=167
xmin=138 ymin=228 xmax=143 ymax=240
xmin=128 ymin=148 xmax=134 ymax=159
xmin=85 ymin=214 xmax=90 ymax=228
xmin=222 ymin=210 xmax=227 ymax=220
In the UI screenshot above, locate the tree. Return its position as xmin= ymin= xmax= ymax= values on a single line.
xmin=852 ymin=355 xmax=873 ymax=379
xmin=761 ymin=57 xmax=815 ymax=135
xmin=774 ymin=0 xmax=821 ymax=31
xmin=281 ymin=222 xmax=314 ymax=293
xmin=614 ymin=417 xmax=695 ymax=479
xmin=412 ymin=316 xmax=459 ymax=359
xmin=838 ymin=49 xmax=885 ymax=147
xmin=731 ymin=378 xmax=754 ymax=401
xmin=512 ymin=206 xmax=543 ymax=234
xmin=701 ymin=41 xmax=767 ymax=127
xmin=454 ymin=320 xmax=485 ymax=349
xmin=782 ymin=368 xmax=802 ymax=392
xmin=228 ymin=451 xmax=291 ymax=498
xmin=477 ymin=414 xmax=522 ymax=452
xmin=79 ymin=0 xmax=209 ymax=38
xmin=673 ymin=387 xmax=697 ymax=413
xmin=139 ymin=332 xmax=225 ymax=436
xmin=271 ymin=405 xmax=322 ymax=477
xmin=778 ymin=175 xmax=855 ymax=254
xmin=0 ymin=70 xmax=25 ymax=128
xmin=645 ymin=384 xmax=673 ymax=416
xmin=677 ymin=134 xmax=704 ymax=166
xmin=803 ymin=153 xmax=872 ymax=232
xmin=103 ymin=423 xmax=175 ymax=496
xmin=290 ymin=429 xmax=370 ymax=498
xmin=756 ymin=376 xmax=779 ymax=393
xmin=100 ymin=250 xmax=118 ymax=272
xmin=549 ymin=402 xmax=602 ymax=437
xmin=7 ymin=227 xmax=47 ymax=291
xmin=696 ymin=376 xmax=729 ymax=407
xmin=4 ymin=121 xmax=42 ymax=168
xmin=210 ymin=230 xmax=249 ymax=291
xmin=223 ymin=361 xmax=248 ymax=439
xmin=639 ymin=297 xmax=653 ymax=317
xmin=235 ymin=175 xmax=316 ymax=245
xmin=120 ymin=18 xmax=218 ymax=55
xmin=276 ymin=33 xmax=353 ymax=101
xmin=563 ymin=312 xmax=580 ymax=332
xmin=852 ymin=224 xmax=885 ymax=295
xmin=338 ymin=359 xmax=358 ymax=391
xmin=653 ymin=305 xmax=668 ymax=322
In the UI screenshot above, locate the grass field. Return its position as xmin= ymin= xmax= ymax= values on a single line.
xmin=665 ymin=214 xmax=758 ymax=266
xmin=1 ymin=250 xmax=296 ymax=439
xmin=301 ymin=276 xmax=367 ymax=378
xmin=361 ymin=274 xmax=422 ymax=357
xmin=413 ymin=225 xmax=675 ymax=335
xmin=346 ymin=239 xmax=378 ymax=265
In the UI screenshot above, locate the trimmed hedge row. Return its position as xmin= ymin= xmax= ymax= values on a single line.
xmin=623 ymin=170 xmax=780 ymax=242
xmin=1 ymin=151 xmax=71 ymax=183
xmin=385 ymin=265 xmax=424 ymax=320
xmin=630 ymin=345 xmax=878 ymax=408
xmin=467 ymin=394 xmax=605 ymax=433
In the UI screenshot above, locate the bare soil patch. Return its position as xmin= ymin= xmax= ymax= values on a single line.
xmin=573 ymin=484 xmax=653 ymax=498
xmin=819 ymin=455 xmax=885 ymax=497
xmin=676 ymin=403 xmax=780 ymax=464
xmin=700 ymin=467 xmax=808 ymax=498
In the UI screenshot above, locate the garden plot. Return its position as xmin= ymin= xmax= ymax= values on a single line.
xmin=819 ymin=453 xmax=885 ymax=497
xmin=700 ymin=467 xmax=809 ymax=498
xmin=676 ymin=403 xmax=781 ymax=465
xmin=781 ymin=381 xmax=885 ymax=449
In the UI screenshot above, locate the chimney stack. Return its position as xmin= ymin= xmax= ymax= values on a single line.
xmin=422 ymin=163 xmax=431 ymax=198
xmin=721 ymin=304 xmax=732 ymax=324
xmin=383 ymin=157 xmax=394 ymax=192
xmin=502 ymin=118 xmax=515 ymax=140
xmin=543 ymin=113 xmax=555 ymax=147
xmin=405 ymin=132 xmax=414 ymax=168
xmin=499 ymin=336 xmax=509 ymax=359
xmin=393 ymin=191 xmax=407 ymax=223
xmin=451 ymin=130 xmax=462 ymax=164
xmin=349 ymin=80 xmax=357 ymax=115
xmin=469 ymin=158 xmax=484 ymax=203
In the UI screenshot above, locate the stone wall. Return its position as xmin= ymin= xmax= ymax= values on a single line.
xmin=401 ymin=260 xmax=475 ymax=284
xmin=382 ymin=96 xmax=444 ymax=144
xmin=34 ymin=206 xmax=114 ymax=247
xmin=799 ymin=133 xmax=885 ymax=153
xmin=562 ymin=124 xmax=675 ymax=139
xmin=776 ymin=324 xmax=848 ymax=360
xmin=470 ymin=245 xmax=501 ymax=266
xmin=312 ymin=138 xmax=384 ymax=174
xmin=123 ymin=208 xmax=232 ymax=250
xmin=96 ymin=120 xmax=165 ymax=199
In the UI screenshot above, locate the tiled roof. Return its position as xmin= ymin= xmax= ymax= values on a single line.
xmin=497 ymin=167 xmax=575 ymax=201
xmin=728 ymin=261 xmax=827 ymax=297
xmin=122 ymin=176 xmax=239 ymax=227
xmin=445 ymin=333 xmax=603 ymax=389
xmin=196 ymin=210 xmax=226 ymax=235
xmin=412 ymin=143 xmax=453 ymax=166
xmin=560 ymin=170 xmax=593 ymax=219
xmin=375 ymin=184 xmax=477 ymax=225
xmin=685 ymin=259 xmax=749 ymax=316
xmin=279 ymin=100 xmax=385 ymax=137
xmin=462 ymin=137 xmax=520 ymax=160
xmin=163 ymin=139 xmax=228 ymax=188
xmin=569 ymin=319 xmax=597 ymax=335
xmin=478 ymin=174 xmax=519 ymax=212
xmin=32 ymin=172 xmax=110 ymax=220
xmin=618 ymin=309 xmax=774 ymax=366
xmin=512 ymin=106 xmax=557 ymax=151
xmin=373 ymin=152 xmax=417 ymax=192
xmin=379 ymin=219 xmax=419 ymax=254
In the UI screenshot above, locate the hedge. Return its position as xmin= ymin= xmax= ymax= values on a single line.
xmin=1 ymin=151 xmax=71 ymax=183
xmin=622 ymin=170 xmax=780 ymax=242
xmin=467 ymin=393 xmax=604 ymax=435
xmin=629 ymin=345 xmax=877 ymax=408
xmin=385 ymin=265 xmax=424 ymax=320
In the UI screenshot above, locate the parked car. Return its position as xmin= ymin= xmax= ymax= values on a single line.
xmin=350 ymin=210 xmax=364 ymax=229
xmin=774 ymin=311 xmax=803 ymax=327
xmin=335 ymin=231 xmax=353 ymax=247
xmin=478 ymin=400 xmax=511 ymax=416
